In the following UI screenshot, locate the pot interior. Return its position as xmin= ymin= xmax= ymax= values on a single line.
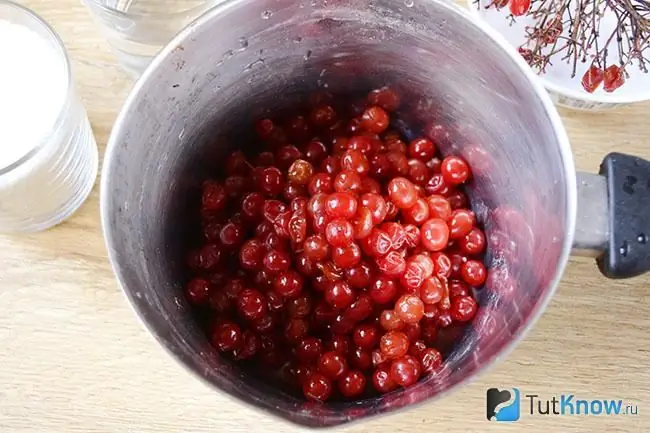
xmin=102 ymin=0 xmax=574 ymax=426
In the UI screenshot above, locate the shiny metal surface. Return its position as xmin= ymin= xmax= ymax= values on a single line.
xmin=573 ymin=172 xmax=609 ymax=257
xmin=101 ymin=0 xmax=576 ymax=428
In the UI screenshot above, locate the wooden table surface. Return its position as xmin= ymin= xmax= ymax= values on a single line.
xmin=1 ymin=1 xmax=649 ymax=432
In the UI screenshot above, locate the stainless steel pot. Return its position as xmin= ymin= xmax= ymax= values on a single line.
xmin=100 ymin=0 xmax=650 ymax=427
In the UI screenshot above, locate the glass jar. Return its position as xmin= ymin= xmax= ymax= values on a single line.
xmin=0 ymin=0 xmax=98 ymax=233
xmin=82 ymin=0 xmax=226 ymax=76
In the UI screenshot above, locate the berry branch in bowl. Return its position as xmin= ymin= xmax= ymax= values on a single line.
xmin=477 ymin=0 xmax=650 ymax=93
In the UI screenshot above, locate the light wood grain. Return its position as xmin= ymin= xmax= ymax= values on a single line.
xmin=1 ymin=1 xmax=649 ymax=432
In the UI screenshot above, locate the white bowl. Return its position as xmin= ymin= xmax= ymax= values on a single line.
xmin=468 ymin=0 xmax=650 ymax=110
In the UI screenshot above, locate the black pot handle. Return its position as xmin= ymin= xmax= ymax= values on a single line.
xmin=595 ymin=153 xmax=650 ymax=278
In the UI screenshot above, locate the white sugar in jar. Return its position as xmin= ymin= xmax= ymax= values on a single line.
xmin=0 ymin=1 xmax=98 ymax=232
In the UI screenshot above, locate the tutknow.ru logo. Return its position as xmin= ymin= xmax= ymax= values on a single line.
xmin=487 ymin=388 xmax=638 ymax=421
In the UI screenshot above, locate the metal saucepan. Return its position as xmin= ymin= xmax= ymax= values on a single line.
xmin=100 ymin=0 xmax=650 ymax=427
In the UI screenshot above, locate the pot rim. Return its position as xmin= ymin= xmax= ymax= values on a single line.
xmin=100 ymin=0 xmax=577 ymax=427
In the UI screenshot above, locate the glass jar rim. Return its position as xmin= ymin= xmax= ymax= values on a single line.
xmin=83 ymin=0 xmax=218 ymax=19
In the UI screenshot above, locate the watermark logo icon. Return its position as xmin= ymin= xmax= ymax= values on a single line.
xmin=486 ymin=388 xmax=521 ymax=422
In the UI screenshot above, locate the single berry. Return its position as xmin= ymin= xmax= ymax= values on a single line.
xmin=431 ymin=252 xmax=452 ymax=278
xmin=202 ymin=181 xmax=227 ymax=212
xmin=441 ymin=156 xmax=471 ymax=185
xmin=449 ymin=209 xmax=475 ymax=239
xmin=390 ymin=355 xmax=421 ymax=387
xmin=325 ymin=219 xmax=355 ymax=247
xmin=407 ymin=158 xmax=429 ymax=185
xmin=309 ymin=173 xmax=334 ymax=195
xmin=303 ymin=372 xmax=332 ymax=402
xmin=333 ymin=170 xmax=362 ymax=193
xmin=307 ymin=193 xmax=327 ymax=216
xmin=425 ymin=174 xmax=449 ymax=196
xmin=420 ymin=348 xmax=443 ymax=373
xmin=339 ymin=370 xmax=367 ymax=397
xmin=376 ymin=251 xmax=406 ymax=278
xmin=449 ymin=279 xmax=471 ymax=298
xmin=326 ymin=192 xmax=358 ymax=219
xmin=347 ymin=135 xmax=373 ymax=153
xmin=367 ymin=229 xmax=393 ymax=257
xmin=408 ymin=138 xmax=436 ymax=161
xmin=369 ymin=276 xmax=398 ymax=304
xmin=220 ymin=222 xmax=245 ymax=248
xmin=310 ymin=105 xmax=337 ymax=127
xmin=341 ymin=150 xmax=370 ymax=176
xmin=373 ymin=364 xmax=398 ymax=393
xmin=426 ymin=195 xmax=452 ymax=221
xmin=236 ymin=288 xmax=267 ymax=321
xmin=288 ymin=214 xmax=308 ymax=244
xmin=325 ymin=281 xmax=355 ymax=309
xmin=403 ymin=224 xmax=420 ymax=249
xmin=332 ymin=243 xmax=362 ymax=268
xmin=263 ymin=249 xmax=291 ymax=274
xmin=380 ymin=330 xmax=410 ymax=359
xmin=186 ymin=278 xmax=211 ymax=304
xmin=509 ymin=0 xmax=530 ymax=15
xmin=345 ymin=293 xmax=374 ymax=322
xmin=285 ymin=318 xmax=310 ymax=344
xmin=211 ymin=322 xmax=242 ymax=352
xmin=350 ymin=347 xmax=373 ymax=370
xmin=421 ymin=218 xmax=450 ymax=252
xmin=368 ymin=87 xmax=400 ymax=111
xmin=379 ymin=309 xmax=406 ymax=331
xmin=287 ymin=294 xmax=312 ymax=318
xmin=241 ymin=192 xmax=265 ymax=221
xmin=318 ymin=351 xmax=349 ymax=380
xmin=411 ymin=254 xmax=434 ymax=278
xmin=273 ymin=270 xmax=304 ymax=298
xmin=287 ymin=159 xmax=314 ymax=185
xmin=582 ymin=65 xmax=605 ymax=93
xmin=603 ymin=64 xmax=625 ymax=93
xmin=303 ymin=234 xmax=330 ymax=261
xmin=239 ymin=239 xmax=264 ymax=271
xmin=420 ymin=276 xmax=445 ymax=304
xmin=327 ymin=334 xmax=352 ymax=356
xmin=387 ymin=177 xmax=418 ymax=209
xmin=394 ymin=294 xmax=425 ymax=324
xmin=346 ymin=262 xmax=374 ymax=289
xmin=352 ymin=324 xmax=381 ymax=349
xmin=460 ymin=227 xmax=486 ymax=255
xmin=233 ymin=330 xmax=260 ymax=360
xmin=320 ymin=155 xmax=341 ymax=176
xmin=461 ymin=260 xmax=487 ymax=286
xmin=401 ymin=260 xmax=427 ymax=291
xmin=402 ymin=198 xmax=430 ymax=225
xmin=351 ymin=208 xmax=373 ymax=240
xmin=257 ymin=167 xmax=284 ymax=196
xmin=450 ymin=295 xmax=478 ymax=322
xmin=360 ymin=106 xmax=390 ymax=133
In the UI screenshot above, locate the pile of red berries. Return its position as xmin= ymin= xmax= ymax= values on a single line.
xmin=184 ymin=87 xmax=486 ymax=403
